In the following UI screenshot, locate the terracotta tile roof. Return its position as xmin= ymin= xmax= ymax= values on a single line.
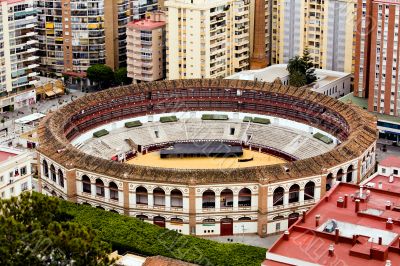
xmin=380 ymin=156 xmax=400 ymax=168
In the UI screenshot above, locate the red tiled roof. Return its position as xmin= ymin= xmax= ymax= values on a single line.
xmin=0 ymin=151 xmax=17 ymax=163
xmin=127 ymin=19 xmax=166 ymax=30
xmin=265 ymin=183 xmax=400 ymax=266
xmin=380 ymin=156 xmax=400 ymax=168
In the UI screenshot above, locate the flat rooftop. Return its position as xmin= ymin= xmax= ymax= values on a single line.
xmin=0 ymin=151 xmax=17 ymax=163
xmin=264 ymin=183 xmax=400 ymax=265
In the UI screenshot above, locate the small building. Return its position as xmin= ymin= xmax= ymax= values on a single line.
xmin=14 ymin=113 xmax=46 ymax=134
xmin=127 ymin=11 xmax=166 ymax=83
xmin=226 ymin=64 xmax=352 ymax=99
xmin=264 ymin=182 xmax=400 ymax=265
xmin=0 ymin=147 xmax=37 ymax=199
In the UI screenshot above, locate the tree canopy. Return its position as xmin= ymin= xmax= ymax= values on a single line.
xmin=114 ymin=67 xmax=132 ymax=86
xmin=0 ymin=193 xmax=112 ymax=266
xmin=86 ymin=64 xmax=115 ymax=89
xmin=287 ymin=49 xmax=317 ymax=87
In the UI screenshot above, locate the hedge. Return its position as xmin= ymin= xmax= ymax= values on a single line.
xmin=160 ymin=116 xmax=178 ymax=123
xmin=125 ymin=120 xmax=143 ymax=128
xmin=201 ymin=114 xmax=229 ymax=120
xmin=313 ymin=132 xmax=333 ymax=144
xmin=242 ymin=117 xmax=270 ymax=125
xmin=59 ymin=201 xmax=266 ymax=266
xmin=93 ymin=129 xmax=109 ymax=138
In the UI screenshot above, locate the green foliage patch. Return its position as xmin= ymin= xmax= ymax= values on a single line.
xmin=59 ymin=201 xmax=266 ymax=266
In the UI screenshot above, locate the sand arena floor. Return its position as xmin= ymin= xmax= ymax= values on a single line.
xmin=127 ymin=149 xmax=286 ymax=169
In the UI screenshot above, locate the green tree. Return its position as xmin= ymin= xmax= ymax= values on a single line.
xmin=86 ymin=64 xmax=114 ymax=89
xmin=0 ymin=193 xmax=112 ymax=266
xmin=114 ymin=67 xmax=132 ymax=86
xmin=287 ymin=49 xmax=317 ymax=87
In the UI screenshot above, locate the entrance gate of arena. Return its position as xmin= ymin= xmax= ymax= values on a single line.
xmin=153 ymin=216 xmax=166 ymax=228
xmin=220 ymin=218 xmax=233 ymax=236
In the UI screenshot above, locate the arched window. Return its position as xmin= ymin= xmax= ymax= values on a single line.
xmin=153 ymin=187 xmax=165 ymax=206
xmin=304 ymin=181 xmax=315 ymax=200
xmin=50 ymin=164 xmax=56 ymax=182
xmin=43 ymin=160 xmax=49 ymax=177
xmin=273 ymin=215 xmax=285 ymax=221
xmin=136 ymin=186 xmax=148 ymax=205
xmin=289 ymin=184 xmax=300 ymax=203
xmin=109 ymin=182 xmax=118 ymax=200
xmin=238 ymin=188 xmax=251 ymax=207
xmin=96 ymin=206 xmax=105 ymax=210
xmin=336 ymin=169 xmax=344 ymax=182
xmin=273 ymin=187 xmax=284 ymax=206
xmin=171 ymin=189 xmax=183 ymax=208
xmin=202 ymin=189 xmax=215 ymax=209
xmin=288 ymin=212 xmax=300 ymax=227
xmin=326 ymin=173 xmax=333 ymax=191
xmin=220 ymin=189 xmax=233 ymax=208
xmin=109 ymin=210 xmax=119 ymax=213
xmin=95 ymin=179 xmax=105 ymax=197
xmin=203 ymin=218 xmax=216 ymax=225
xmin=82 ymin=175 xmax=91 ymax=193
xmin=58 ymin=169 xmax=64 ymax=188
xmin=238 ymin=217 xmax=251 ymax=221
xmin=136 ymin=215 xmax=148 ymax=221
xmin=171 ymin=218 xmax=183 ymax=224
xmin=346 ymin=165 xmax=354 ymax=183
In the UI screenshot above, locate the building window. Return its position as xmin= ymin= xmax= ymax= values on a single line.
xmin=21 ymin=182 xmax=28 ymax=191
xmin=394 ymin=169 xmax=398 ymax=175
xmin=20 ymin=166 xmax=27 ymax=176
xmin=276 ymin=223 xmax=280 ymax=232
xmin=109 ymin=182 xmax=119 ymax=200
xmin=82 ymin=175 xmax=91 ymax=193
xmin=382 ymin=168 xmax=386 ymax=174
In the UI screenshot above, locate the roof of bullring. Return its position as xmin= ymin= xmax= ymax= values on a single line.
xmin=37 ymin=79 xmax=378 ymax=185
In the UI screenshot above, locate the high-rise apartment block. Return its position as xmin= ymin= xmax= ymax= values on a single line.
xmin=271 ymin=0 xmax=356 ymax=73
xmin=127 ymin=11 xmax=166 ymax=82
xmin=354 ymin=0 xmax=400 ymax=116
xmin=165 ymin=0 xmax=251 ymax=79
xmin=0 ymin=0 xmax=38 ymax=112
xmin=36 ymin=0 xmax=136 ymax=76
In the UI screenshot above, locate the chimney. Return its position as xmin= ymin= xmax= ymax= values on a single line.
xmin=301 ymin=211 xmax=306 ymax=223
xmin=378 ymin=237 xmax=382 ymax=245
xmin=328 ymin=244 xmax=334 ymax=257
xmin=378 ymin=181 xmax=383 ymax=189
xmin=283 ymin=230 xmax=290 ymax=240
xmin=386 ymin=201 xmax=391 ymax=210
xmin=337 ymin=197 xmax=344 ymax=208
xmin=389 ymin=175 xmax=394 ymax=183
xmin=335 ymin=228 xmax=340 ymax=244
xmin=359 ymin=185 xmax=364 ymax=197
xmin=355 ymin=199 xmax=360 ymax=213
xmin=352 ymin=235 xmax=357 ymax=245
xmin=315 ymin=214 xmax=320 ymax=227
xmin=386 ymin=218 xmax=393 ymax=230
xmin=386 ymin=260 xmax=392 ymax=266
xmin=344 ymin=194 xmax=348 ymax=208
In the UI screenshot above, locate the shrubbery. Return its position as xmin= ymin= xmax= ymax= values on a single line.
xmin=313 ymin=132 xmax=333 ymax=144
xmin=59 ymin=200 xmax=266 ymax=266
xmin=124 ymin=120 xmax=143 ymax=128
xmin=160 ymin=116 xmax=178 ymax=123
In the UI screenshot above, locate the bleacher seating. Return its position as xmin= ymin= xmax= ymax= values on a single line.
xmin=78 ymin=118 xmax=336 ymax=160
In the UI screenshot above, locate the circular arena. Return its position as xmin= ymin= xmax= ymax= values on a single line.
xmin=38 ymin=79 xmax=377 ymax=236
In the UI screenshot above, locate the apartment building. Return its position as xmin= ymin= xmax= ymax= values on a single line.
xmin=36 ymin=0 xmax=135 ymax=77
xmin=132 ymin=0 xmax=158 ymax=20
xmin=127 ymin=11 xmax=166 ymax=83
xmin=0 ymin=0 xmax=38 ymax=112
xmin=0 ymin=147 xmax=37 ymax=199
xmin=165 ymin=0 xmax=251 ymax=79
xmin=354 ymin=0 xmax=400 ymax=116
xmin=271 ymin=0 xmax=356 ymax=73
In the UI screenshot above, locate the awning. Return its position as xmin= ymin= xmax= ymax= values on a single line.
xmin=45 ymin=91 xmax=55 ymax=97
xmin=53 ymin=88 xmax=63 ymax=95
